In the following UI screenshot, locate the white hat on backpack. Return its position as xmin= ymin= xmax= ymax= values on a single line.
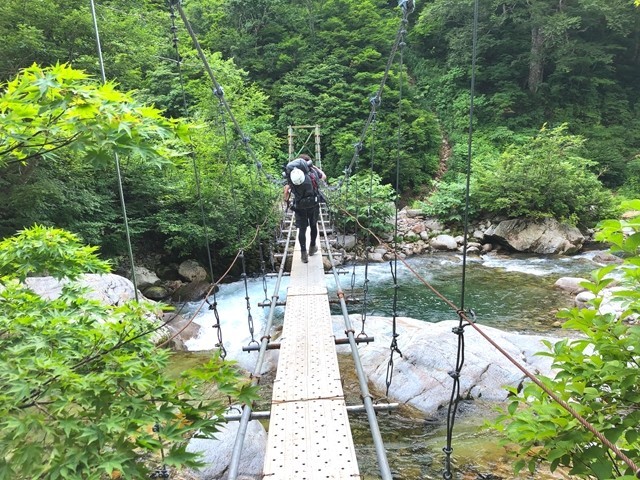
xmin=290 ymin=167 xmax=305 ymax=185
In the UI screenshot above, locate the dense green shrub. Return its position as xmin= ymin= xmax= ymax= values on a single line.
xmin=417 ymin=174 xmax=473 ymax=224
xmin=327 ymin=172 xmax=396 ymax=237
xmin=472 ymin=124 xmax=614 ymax=226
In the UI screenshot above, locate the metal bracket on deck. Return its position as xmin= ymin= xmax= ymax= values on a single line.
xmin=222 ymin=402 xmax=399 ymax=422
xmin=242 ymin=335 xmax=375 ymax=352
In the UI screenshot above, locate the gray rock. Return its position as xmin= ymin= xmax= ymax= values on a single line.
xmin=554 ymin=277 xmax=588 ymax=294
xmin=405 ymin=209 xmax=424 ymax=218
xmin=592 ymin=252 xmax=623 ymax=265
xmin=333 ymin=316 xmax=563 ymax=414
xmin=424 ymin=219 xmax=444 ymax=233
xmin=142 ymin=285 xmax=170 ymax=301
xmin=25 ymin=273 xmax=139 ymax=305
xmin=575 ymin=291 xmax=596 ymax=308
xmin=133 ymin=266 xmax=160 ymax=289
xmin=419 ymin=231 xmax=430 ymax=241
xmin=472 ymin=229 xmax=485 ymax=241
xmin=187 ymin=416 xmax=267 ymax=479
xmin=163 ymin=312 xmax=202 ymax=350
xmin=429 ymin=234 xmax=458 ymax=251
xmin=335 ymin=234 xmax=357 ymax=251
xmin=179 ymin=260 xmax=208 ymax=282
xmin=484 ymin=218 xmax=584 ymax=254
xmin=171 ymin=280 xmax=215 ymax=302
xmin=368 ymin=252 xmax=384 ymax=262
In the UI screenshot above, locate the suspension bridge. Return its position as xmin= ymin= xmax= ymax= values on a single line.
xmin=263 ymin=221 xmax=359 ymax=479
xmin=223 ymin=208 xmax=396 ymax=479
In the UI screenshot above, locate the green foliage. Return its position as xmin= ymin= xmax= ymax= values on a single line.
xmin=0 ymin=225 xmax=110 ymax=281
xmin=328 ymin=172 xmax=396 ymax=236
xmin=0 ymin=226 xmax=258 ymax=478
xmin=472 ymin=124 xmax=614 ymax=226
xmin=0 ymin=60 xmax=282 ymax=267
xmin=1 ymin=0 xmax=639 ymax=268
xmin=492 ymin=204 xmax=640 ymax=478
xmin=0 ymin=63 xmax=188 ymax=169
xmin=417 ymin=175 xmax=473 ymax=224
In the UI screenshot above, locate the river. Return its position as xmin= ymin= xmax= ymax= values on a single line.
xmin=178 ymin=250 xmax=602 ymax=479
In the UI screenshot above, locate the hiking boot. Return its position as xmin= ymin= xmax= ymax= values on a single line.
xmin=309 ymin=244 xmax=317 ymax=256
xmin=301 ymin=250 xmax=308 ymax=263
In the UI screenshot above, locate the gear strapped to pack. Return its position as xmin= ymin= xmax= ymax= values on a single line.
xmin=285 ymin=158 xmax=320 ymax=211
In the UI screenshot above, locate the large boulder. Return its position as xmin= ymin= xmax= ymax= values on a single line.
xmin=554 ymin=276 xmax=588 ymax=294
xmin=179 ymin=260 xmax=208 ymax=282
xmin=133 ymin=266 xmax=161 ymax=289
xmin=171 ymin=280 xmax=215 ymax=303
xmin=142 ymin=284 xmax=170 ymax=301
xmin=163 ymin=312 xmax=202 ymax=351
xmin=429 ymin=234 xmax=458 ymax=251
xmin=335 ymin=234 xmax=357 ymax=251
xmin=333 ymin=316 xmax=562 ymax=414
xmin=187 ymin=415 xmax=267 ymax=479
xmin=484 ymin=218 xmax=584 ymax=254
xmin=25 ymin=273 xmax=139 ymax=305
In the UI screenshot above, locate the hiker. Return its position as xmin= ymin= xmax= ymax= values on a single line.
xmin=284 ymin=155 xmax=326 ymax=263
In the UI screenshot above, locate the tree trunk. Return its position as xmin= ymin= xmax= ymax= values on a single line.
xmin=528 ymin=26 xmax=545 ymax=94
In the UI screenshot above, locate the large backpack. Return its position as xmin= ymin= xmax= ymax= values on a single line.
xmin=286 ymin=158 xmax=318 ymax=210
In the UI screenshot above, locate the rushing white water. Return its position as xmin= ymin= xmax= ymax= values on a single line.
xmin=181 ymin=251 xmax=604 ymax=364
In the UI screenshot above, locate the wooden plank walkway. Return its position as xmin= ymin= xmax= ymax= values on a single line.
xmin=262 ymin=235 xmax=360 ymax=479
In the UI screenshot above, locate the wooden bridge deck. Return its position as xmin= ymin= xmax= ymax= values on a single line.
xmin=262 ymin=236 xmax=360 ymax=479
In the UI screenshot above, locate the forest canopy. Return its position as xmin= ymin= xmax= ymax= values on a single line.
xmin=0 ymin=0 xmax=638 ymax=265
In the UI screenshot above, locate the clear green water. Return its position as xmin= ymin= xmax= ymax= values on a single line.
xmin=331 ymin=252 xmax=597 ymax=333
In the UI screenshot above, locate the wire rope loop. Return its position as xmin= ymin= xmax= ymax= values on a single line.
xmin=150 ymin=422 xmax=170 ymax=479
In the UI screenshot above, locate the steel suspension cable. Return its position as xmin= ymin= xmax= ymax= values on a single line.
xmin=442 ymin=0 xmax=479 ymax=475
xmin=166 ymin=3 xmax=229 ymax=358
xmin=171 ymin=0 xmax=279 ymax=187
xmin=168 ymin=1 xmax=216 ymax=285
xmin=89 ymin=0 xmax=139 ymax=302
xmin=385 ymin=9 xmax=407 ymax=397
